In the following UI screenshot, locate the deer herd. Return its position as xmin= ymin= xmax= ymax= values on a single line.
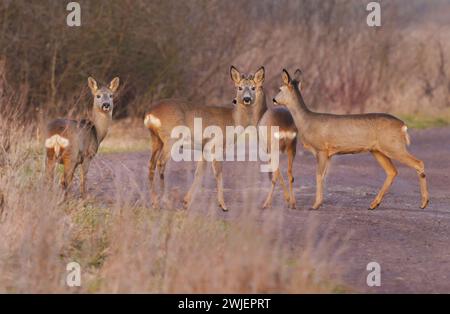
xmin=44 ymin=67 xmax=429 ymax=211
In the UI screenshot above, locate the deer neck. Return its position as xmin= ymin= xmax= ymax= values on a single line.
xmin=253 ymin=87 xmax=268 ymax=124
xmin=233 ymin=87 xmax=268 ymax=127
xmin=287 ymin=85 xmax=312 ymax=128
xmin=91 ymin=107 xmax=112 ymax=144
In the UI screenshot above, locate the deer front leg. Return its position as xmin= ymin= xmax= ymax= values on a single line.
xmin=312 ymin=151 xmax=330 ymax=210
xmin=287 ymin=146 xmax=296 ymax=209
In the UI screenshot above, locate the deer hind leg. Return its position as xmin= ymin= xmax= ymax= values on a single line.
xmin=287 ymin=144 xmax=297 ymax=209
xmin=45 ymin=150 xmax=57 ymax=183
xmin=262 ymin=161 xmax=290 ymax=209
xmin=277 ymin=168 xmax=290 ymax=205
xmin=312 ymin=151 xmax=330 ymax=210
xmin=211 ymin=159 xmax=227 ymax=211
xmin=370 ymin=151 xmax=398 ymax=210
xmin=183 ymin=159 xmax=207 ymax=209
xmin=262 ymin=169 xmax=281 ymax=209
xmin=385 ymin=149 xmax=429 ymax=209
xmin=61 ymin=157 xmax=77 ymax=197
xmin=80 ymin=158 xmax=91 ymax=198
xmin=157 ymin=140 xmax=174 ymax=208
xmin=148 ymin=133 xmax=162 ymax=208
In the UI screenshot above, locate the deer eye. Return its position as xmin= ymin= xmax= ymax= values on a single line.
xmin=251 ymin=86 xmax=256 ymax=91
xmin=238 ymin=87 xmax=243 ymax=91
xmin=109 ymin=94 xmax=113 ymax=98
xmin=96 ymin=95 xmax=101 ymax=99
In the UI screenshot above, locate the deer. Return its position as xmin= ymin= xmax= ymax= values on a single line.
xmin=272 ymin=69 xmax=429 ymax=210
xmin=45 ymin=77 xmax=120 ymax=196
xmin=144 ymin=66 xmax=297 ymax=211
xmin=230 ymin=68 xmax=298 ymax=209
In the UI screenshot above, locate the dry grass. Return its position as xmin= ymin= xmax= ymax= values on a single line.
xmin=100 ymin=118 xmax=149 ymax=154
xmin=1 ymin=1 xmax=449 ymax=120
xmin=0 ymin=112 xmax=346 ymax=293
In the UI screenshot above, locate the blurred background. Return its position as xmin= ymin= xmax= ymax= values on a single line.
xmin=0 ymin=0 xmax=449 ymax=125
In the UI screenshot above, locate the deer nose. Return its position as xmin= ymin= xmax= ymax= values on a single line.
xmin=102 ymin=103 xmax=110 ymax=108
xmin=243 ymin=97 xmax=251 ymax=103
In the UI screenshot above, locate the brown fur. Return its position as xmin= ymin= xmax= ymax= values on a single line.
xmin=273 ymin=69 xmax=429 ymax=210
xmin=258 ymin=98 xmax=298 ymax=209
xmin=145 ymin=66 xmax=298 ymax=210
xmin=45 ymin=77 xmax=119 ymax=196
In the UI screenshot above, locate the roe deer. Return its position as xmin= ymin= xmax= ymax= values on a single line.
xmin=230 ymin=67 xmax=298 ymax=209
xmin=273 ymin=69 xmax=429 ymax=210
xmin=144 ymin=66 xmax=297 ymax=210
xmin=45 ymin=77 xmax=120 ymax=196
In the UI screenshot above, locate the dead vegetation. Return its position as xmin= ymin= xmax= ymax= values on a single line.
xmin=0 ymin=0 xmax=449 ymax=122
xmin=0 ymin=104 xmax=344 ymax=292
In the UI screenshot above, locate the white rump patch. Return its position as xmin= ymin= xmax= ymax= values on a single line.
xmin=401 ymin=125 xmax=410 ymax=146
xmin=144 ymin=114 xmax=162 ymax=128
xmin=285 ymin=131 xmax=297 ymax=140
xmin=45 ymin=134 xmax=69 ymax=156
xmin=273 ymin=131 xmax=297 ymax=140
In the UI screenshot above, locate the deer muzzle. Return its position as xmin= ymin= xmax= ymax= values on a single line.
xmin=102 ymin=103 xmax=111 ymax=112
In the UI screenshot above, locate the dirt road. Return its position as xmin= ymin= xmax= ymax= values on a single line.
xmin=86 ymin=127 xmax=450 ymax=292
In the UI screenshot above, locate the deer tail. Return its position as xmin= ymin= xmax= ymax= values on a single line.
xmin=45 ymin=134 xmax=70 ymax=157
xmin=401 ymin=125 xmax=411 ymax=146
xmin=144 ymin=113 xmax=162 ymax=130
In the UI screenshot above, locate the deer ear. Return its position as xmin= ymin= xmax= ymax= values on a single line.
xmin=282 ymin=69 xmax=291 ymax=85
xmin=230 ymin=66 xmax=241 ymax=84
xmin=294 ymin=69 xmax=302 ymax=82
xmin=88 ymin=77 xmax=98 ymax=93
xmin=109 ymin=77 xmax=120 ymax=93
xmin=254 ymin=66 xmax=265 ymax=85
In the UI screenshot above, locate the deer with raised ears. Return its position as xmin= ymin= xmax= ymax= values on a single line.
xmin=144 ymin=67 xmax=267 ymax=211
xmin=230 ymin=66 xmax=298 ymax=209
xmin=45 ymin=76 xmax=120 ymax=196
xmin=273 ymin=69 xmax=429 ymax=210
xmin=145 ymin=66 xmax=297 ymax=211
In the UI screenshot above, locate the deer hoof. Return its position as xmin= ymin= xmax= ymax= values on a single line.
xmin=262 ymin=199 xmax=272 ymax=209
xmin=219 ymin=201 xmax=228 ymax=212
xmin=310 ymin=202 xmax=321 ymax=210
xmin=369 ymin=202 xmax=380 ymax=210
xmin=151 ymin=202 xmax=160 ymax=209
xmin=420 ymin=199 xmax=429 ymax=209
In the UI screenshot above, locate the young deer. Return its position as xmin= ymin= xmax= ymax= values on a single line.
xmin=273 ymin=69 xmax=429 ymax=210
xmin=45 ymin=77 xmax=120 ymax=196
xmin=230 ymin=67 xmax=298 ymax=209
xmin=145 ymin=66 xmax=297 ymax=210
